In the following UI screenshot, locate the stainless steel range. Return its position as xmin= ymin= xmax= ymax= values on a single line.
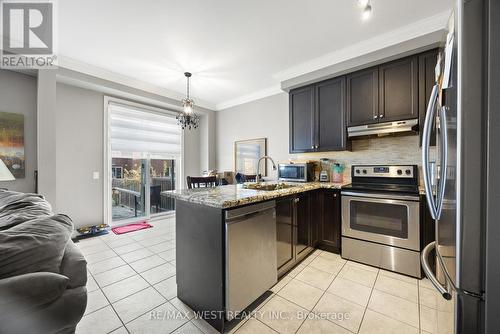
xmin=341 ymin=165 xmax=422 ymax=278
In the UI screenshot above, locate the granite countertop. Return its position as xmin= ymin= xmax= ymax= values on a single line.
xmin=162 ymin=181 xmax=350 ymax=209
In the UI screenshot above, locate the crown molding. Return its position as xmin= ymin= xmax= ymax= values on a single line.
xmin=215 ymin=84 xmax=283 ymax=110
xmin=274 ymin=10 xmax=451 ymax=82
xmin=57 ymin=55 xmax=217 ymax=110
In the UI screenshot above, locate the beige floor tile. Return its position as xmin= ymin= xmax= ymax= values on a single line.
xmin=87 ymin=256 xmax=126 ymax=275
xmin=297 ymin=316 xmax=353 ymax=334
xmin=318 ymin=251 xmax=343 ymax=262
xmin=154 ymin=276 xmax=177 ymax=300
xmin=300 ymin=253 xmax=316 ymax=265
xmin=84 ymin=289 xmax=109 ymax=315
xmin=141 ymin=262 xmax=176 ymax=285
xmin=103 ymin=236 xmax=136 ymax=248
xmin=173 ymin=321 xmax=205 ymax=334
xmin=338 ymin=264 xmax=378 ymax=287
xmin=295 ymin=266 xmax=336 ymax=290
xmin=86 ymin=275 xmax=99 ymax=292
xmin=328 ymin=276 xmax=372 ymax=306
xmin=285 ymin=263 xmax=306 ymax=278
xmin=379 ymin=269 xmax=418 ymax=285
xmin=76 ymin=305 xmax=122 ymax=334
xmin=419 ymin=286 xmax=439 ymax=309
xmin=130 ymin=254 xmax=166 ymax=272
xmin=78 ymin=241 xmax=110 ymax=256
xmin=113 ymin=287 xmax=166 ymax=323
xmin=139 ymin=235 xmax=170 ymax=248
xmin=309 ymin=256 xmax=344 ymax=275
xmin=93 ymin=264 xmax=136 ymax=287
xmin=191 ymin=317 xmax=221 ymax=334
xmin=420 ymin=305 xmax=438 ymax=333
xmin=235 ymin=319 xmax=278 ymax=334
xmin=148 ymin=240 xmax=175 ymax=253
xmin=277 ymin=279 xmax=323 ymax=310
xmin=113 ymin=242 xmax=144 ymax=255
xmin=120 ymin=248 xmax=154 ymax=263
xmin=158 ymin=248 xmax=176 ymax=262
xmin=374 ymin=275 xmax=418 ymax=303
xmin=108 ymin=327 xmax=128 ymax=334
xmin=270 ymin=275 xmax=292 ymax=293
xmin=126 ymin=302 xmax=189 ymax=334
xmin=170 ymin=297 xmax=196 ymax=319
xmin=84 ymin=249 xmax=117 ymax=264
xmin=313 ymin=292 xmax=365 ymax=333
xmin=257 ymin=295 xmax=309 ymax=334
xmin=368 ymin=289 xmax=419 ymax=328
xmin=345 ymin=260 xmax=379 ymax=273
xmin=102 ymin=274 xmax=150 ymax=303
xmin=359 ymin=309 xmax=419 ymax=334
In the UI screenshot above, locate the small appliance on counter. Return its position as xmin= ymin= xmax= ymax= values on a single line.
xmin=277 ymin=163 xmax=314 ymax=182
xmin=319 ymin=158 xmax=330 ymax=182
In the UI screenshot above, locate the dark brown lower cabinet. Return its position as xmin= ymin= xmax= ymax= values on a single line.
xmin=309 ymin=190 xmax=323 ymax=248
xmin=295 ymin=192 xmax=311 ymax=257
xmin=276 ymin=197 xmax=294 ymax=271
xmin=318 ymin=189 xmax=342 ymax=253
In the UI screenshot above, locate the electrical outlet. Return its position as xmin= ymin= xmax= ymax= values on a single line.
xmin=92 ymin=171 xmax=100 ymax=180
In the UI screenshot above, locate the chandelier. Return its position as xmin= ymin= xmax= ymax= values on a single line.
xmin=177 ymin=72 xmax=200 ymax=130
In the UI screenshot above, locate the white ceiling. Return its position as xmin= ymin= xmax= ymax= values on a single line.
xmin=58 ymin=0 xmax=453 ymax=110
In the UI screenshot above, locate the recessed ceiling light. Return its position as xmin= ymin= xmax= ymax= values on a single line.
xmin=362 ymin=4 xmax=372 ymax=20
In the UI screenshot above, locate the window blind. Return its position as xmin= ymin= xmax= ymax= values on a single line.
xmin=109 ymin=103 xmax=182 ymax=159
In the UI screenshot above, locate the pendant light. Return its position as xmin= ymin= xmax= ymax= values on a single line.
xmin=177 ymin=72 xmax=200 ymax=130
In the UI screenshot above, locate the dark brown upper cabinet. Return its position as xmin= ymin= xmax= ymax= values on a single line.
xmin=346 ymin=67 xmax=379 ymax=126
xmin=289 ymin=86 xmax=315 ymax=152
xmin=316 ymin=77 xmax=350 ymax=151
xmin=419 ymin=49 xmax=439 ymax=146
xmin=289 ymin=78 xmax=349 ymax=153
xmin=378 ymin=56 xmax=419 ymax=122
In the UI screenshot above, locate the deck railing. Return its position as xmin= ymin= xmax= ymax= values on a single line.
xmin=112 ymin=177 xmax=175 ymax=214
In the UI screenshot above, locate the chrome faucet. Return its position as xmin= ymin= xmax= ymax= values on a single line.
xmin=255 ymin=156 xmax=277 ymax=183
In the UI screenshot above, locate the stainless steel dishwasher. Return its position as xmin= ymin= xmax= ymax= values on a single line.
xmin=225 ymin=200 xmax=277 ymax=320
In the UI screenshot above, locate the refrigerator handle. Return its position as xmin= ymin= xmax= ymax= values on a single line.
xmin=421 ymin=241 xmax=452 ymax=300
xmin=422 ymin=85 xmax=439 ymax=219
xmin=435 ymin=106 xmax=449 ymax=219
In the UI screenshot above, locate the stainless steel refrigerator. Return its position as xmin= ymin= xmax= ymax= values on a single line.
xmin=421 ymin=0 xmax=500 ymax=333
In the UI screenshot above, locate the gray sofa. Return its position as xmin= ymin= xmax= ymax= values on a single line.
xmin=0 ymin=190 xmax=87 ymax=334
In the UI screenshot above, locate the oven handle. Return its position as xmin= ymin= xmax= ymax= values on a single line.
xmin=341 ymin=191 xmax=420 ymax=202
xmin=421 ymin=241 xmax=452 ymax=300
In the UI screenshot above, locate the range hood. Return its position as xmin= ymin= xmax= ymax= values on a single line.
xmin=348 ymin=119 xmax=419 ymax=138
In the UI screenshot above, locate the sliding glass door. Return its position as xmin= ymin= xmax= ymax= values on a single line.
xmin=107 ymin=101 xmax=182 ymax=225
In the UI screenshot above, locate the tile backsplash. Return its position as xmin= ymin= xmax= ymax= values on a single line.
xmin=290 ymin=134 xmax=436 ymax=184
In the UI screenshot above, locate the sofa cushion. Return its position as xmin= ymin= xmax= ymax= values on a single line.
xmin=0 ymin=272 xmax=69 ymax=312
xmin=0 ymin=191 xmax=53 ymax=230
xmin=60 ymin=241 xmax=88 ymax=288
xmin=0 ymin=214 xmax=74 ymax=279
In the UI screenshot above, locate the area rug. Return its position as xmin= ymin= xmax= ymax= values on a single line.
xmin=111 ymin=221 xmax=152 ymax=235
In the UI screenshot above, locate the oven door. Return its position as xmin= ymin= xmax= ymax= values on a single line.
xmin=341 ymin=191 xmax=420 ymax=251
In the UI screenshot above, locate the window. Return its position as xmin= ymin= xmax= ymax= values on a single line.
xmin=107 ymin=101 xmax=182 ymax=224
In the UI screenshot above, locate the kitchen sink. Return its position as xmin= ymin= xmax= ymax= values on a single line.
xmin=242 ymin=183 xmax=298 ymax=191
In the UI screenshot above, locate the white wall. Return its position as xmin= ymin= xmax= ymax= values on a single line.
xmin=216 ymin=93 xmax=289 ymax=177
xmin=55 ymin=83 xmax=104 ymax=226
xmin=0 ymin=70 xmax=37 ymax=193
xmin=216 ymin=92 xmax=432 ymax=181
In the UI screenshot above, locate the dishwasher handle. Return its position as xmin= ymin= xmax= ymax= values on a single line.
xmin=225 ymin=201 xmax=276 ymax=223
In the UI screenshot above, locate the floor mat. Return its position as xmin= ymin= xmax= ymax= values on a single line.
xmin=111 ymin=221 xmax=152 ymax=235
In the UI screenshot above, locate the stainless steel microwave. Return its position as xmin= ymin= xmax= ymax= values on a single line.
xmin=278 ymin=163 xmax=314 ymax=182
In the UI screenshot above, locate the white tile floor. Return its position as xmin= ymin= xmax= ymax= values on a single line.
xmin=76 ymin=218 xmax=453 ymax=334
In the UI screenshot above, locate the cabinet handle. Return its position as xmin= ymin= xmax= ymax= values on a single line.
xmin=333 ymin=194 xmax=337 ymax=197
xmin=373 ymin=115 xmax=378 ymax=119
xmin=379 ymin=114 xmax=384 ymax=118
xmin=294 ymin=198 xmax=300 ymax=203
xmin=311 ymin=146 xmax=314 ymax=149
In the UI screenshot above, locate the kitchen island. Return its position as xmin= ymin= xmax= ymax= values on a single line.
xmin=163 ymin=181 xmax=346 ymax=332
